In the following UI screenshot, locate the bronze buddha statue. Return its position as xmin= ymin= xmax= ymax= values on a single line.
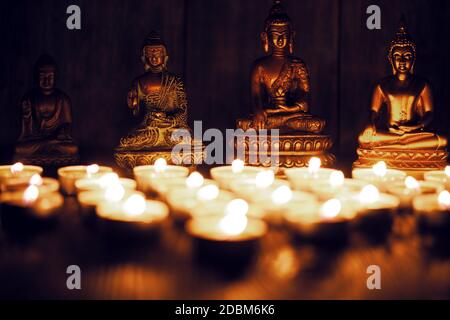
xmin=14 ymin=54 xmax=79 ymax=165
xmin=115 ymin=32 xmax=202 ymax=169
xmin=354 ymin=19 xmax=448 ymax=176
xmin=236 ymin=0 xmax=335 ymax=171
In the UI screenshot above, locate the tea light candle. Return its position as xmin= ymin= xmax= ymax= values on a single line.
xmin=424 ymin=166 xmax=450 ymax=190
xmin=0 ymin=163 xmax=43 ymax=191
xmin=58 ymin=164 xmax=113 ymax=195
xmin=386 ymin=176 xmax=444 ymax=210
xmin=310 ymin=171 xmax=369 ymax=200
xmin=210 ymin=159 xmax=264 ymax=190
xmin=413 ymin=190 xmax=450 ymax=232
xmin=96 ymin=194 xmax=169 ymax=237
xmin=133 ymin=158 xmax=190 ymax=195
xmin=1 ymin=173 xmax=59 ymax=194
xmin=75 ymin=172 xmax=136 ymax=194
xmin=285 ymin=157 xmax=340 ymax=192
xmin=284 ymin=198 xmax=356 ymax=241
xmin=352 ymin=161 xmax=406 ymax=192
xmin=151 ymin=172 xmax=216 ymax=200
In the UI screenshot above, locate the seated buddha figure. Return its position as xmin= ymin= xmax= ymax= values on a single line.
xmin=118 ymin=31 xmax=190 ymax=150
xmin=238 ymin=0 xmax=325 ymax=134
xmin=14 ymin=54 xmax=79 ymax=164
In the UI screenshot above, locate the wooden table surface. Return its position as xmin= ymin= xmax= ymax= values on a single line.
xmin=0 ymin=156 xmax=449 ymax=300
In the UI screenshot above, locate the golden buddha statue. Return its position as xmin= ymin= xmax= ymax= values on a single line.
xmin=236 ymin=0 xmax=335 ymax=171
xmin=114 ymin=32 xmax=202 ymax=169
xmin=354 ymin=19 xmax=448 ymax=177
xmin=14 ymin=54 xmax=79 ymax=165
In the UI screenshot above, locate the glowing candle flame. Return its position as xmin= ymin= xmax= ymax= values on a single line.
xmin=445 ymin=165 xmax=450 ymax=177
xmin=86 ymin=164 xmax=100 ymax=177
xmin=154 ymin=158 xmax=167 ymax=173
xmin=219 ymin=199 xmax=249 ymax=236
xmin=271 ymin=185 xmax=293 ymax=205
xmin=329 ymin=171 xmax=345 ymax=187
xmin=255 ymin=170 xmax=275 ymax=188
xmin=104 ymin=183 xmax=125 ymax=202
xmin=99 ymin=173 xmax=120 ymax=189
xmin=320 ymin=198 xmax=342 ymax=219
xmin=405 ymin=176 xmax=420 ymax=190
xmin=122 ymin=194 xmax=146 ymax=216
xmin=29 ymin=174 xmax=43 ymax=186
xmin=196 ymin=184 xmax=219 ymax=201
xmin=373 ymin=161 xmax=387 ymax=177
xmin=358 ymin=184 xmax=380 ymax=204
xmin=10 ymin=162 xmax=24 ymax=174
xmin=186 ymin=172 xmax=204 ymax=189
xmin=231 ymin=159 xmax=245 ymax=174
xmin=438 ymin=190 xmax=450 ymax=208
xmin=308 ymin=157 xmax=321 ymax=174
xmin=23 ymin=185 xmax=39 ymax=203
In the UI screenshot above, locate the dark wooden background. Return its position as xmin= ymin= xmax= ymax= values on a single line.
xmin=1 ymin=0 xmax=450 ymax=162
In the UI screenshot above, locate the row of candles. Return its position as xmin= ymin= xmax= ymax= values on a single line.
xmin=0 ymin=159 xmax=449 ymax=248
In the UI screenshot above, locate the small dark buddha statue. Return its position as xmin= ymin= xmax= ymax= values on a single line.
xmin=115 ymin=32 xmax=201 ymax=168
xmin=14 ymin=54 xmax=79 ymax=165
xmin=355 ymin=18 xmax=448 ymax=175
xmin=236 ymin=0 xmax=334 ymax=170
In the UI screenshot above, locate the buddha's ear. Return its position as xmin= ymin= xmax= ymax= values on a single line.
xmin=164 ymin=55 xmax=169 ymax=70
xmin=289 ymin=31 xmax=295 ymax=54
xmin=261 ymin=32 xmax=269 ymax=54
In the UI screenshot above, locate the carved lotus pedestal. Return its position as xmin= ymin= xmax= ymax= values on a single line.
xmin=234 ymin=132 xmax=335 ymax=176
xmin=114 ymin=141 xmax=204 ymax=171
xmin=353 ymin=148 xmax=449 ymax=179
xmin=14 ymin=141 xmax=80 ymax=166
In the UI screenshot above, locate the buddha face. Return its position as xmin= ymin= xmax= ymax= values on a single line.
xmin=143 ymin=45 xmax=167 ymax=71
xmin=267 ymin=25 xmax=291 ymax=51
xmin=38 ymin=67 xmax=55 ymax=94
xmin=391 ymin=46 xmax=415 ymax=75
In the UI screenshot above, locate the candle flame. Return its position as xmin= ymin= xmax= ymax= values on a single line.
xmin=373 ymin=161 xmax=387 ymax=177
xmin=86 ymin=164 xmax=100 ymax=177
xmin=445 ymin=165 xmax=450 ymax=177
xmin=255 ymin=170 xmax=275 ymax=188
xmin=329 ymin=171 xmax=345 ymax=187
xmin=122 ymin=194 xmax=146 ymax=216
xmin=219 ymin=199 xmax=249 ymax=236
xmin=271 ymin=185 xmax=293 ymax=205
xmin=358 ymin=184 xmax=380 ymax=204
xmin=320 ymin=198 xmax=342 ymax=219
xmin=186 ymin=172 xmax=204 ymax=189
xmin=99 ymin=173 xmax=119 ymax=188
xmin=104 ymin=183 xmax=125 ymax=202
xmin=438 ymin=190 xmax=450 ymax=208
xmin=231 ymin=159 xmax=245 ymax=174
xmin=154 ymin=158 xmax=167 ymax=173
xmin=196 ymin=184 xmax=219 ymax=201
xmin=23 ymin=185 xmax=39 ymax=203
xmin=10 ymin=162 xmax=24 ymax=174
xmin=405 ymin=176 xmax=420 ymax=190
xmin=29 ymin=174 xmax=43 ymax=186
xmin=308 ymin=157 xmax=321 ymax=174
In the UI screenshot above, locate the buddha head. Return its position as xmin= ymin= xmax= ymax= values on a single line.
xmin=388 ymin=18 xmax=416 ymax=76
xmin=141 ymin=31 xmax=168 ymax=72
xmin=261 ymin=0 xmax=295 ymax=55
xmin=34 ymin=54 xmax=57 ymax=95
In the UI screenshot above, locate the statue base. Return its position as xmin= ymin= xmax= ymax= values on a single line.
xmin=353 ymin=148 xmax=449 ymax=179
xmin=234 ymin=133 xmax=336 ymax=176
xmin=13 ymin=154 xmax=80 ymax=166
xmin=114 ymin=142 xmax=205 ymax=170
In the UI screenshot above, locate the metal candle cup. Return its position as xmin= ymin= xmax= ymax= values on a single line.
xmin=210 ymin=162 xmax=264 ymax=190
xmin=285 ymin=167 xmax=340 ymax=192
xmin=58 ymin=165 xmax=113 ymax=195
xmin=352 ymin=162 xmax=406 ymax=192
xmin=133 ymin=164 xmax=189 ymax=195
xmin=0 ymin=164 xmax=43 ymax=192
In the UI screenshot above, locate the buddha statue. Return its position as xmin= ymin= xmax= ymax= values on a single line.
xmin=114 ymin=32 xmax=202 ymax=169
xmin=14 ymin=54 xmax=79 ymax=165
xmin=236 ymin=0 xmax=335 ymax=171
xmin=354 ymin=18 xmax=448 ymax=176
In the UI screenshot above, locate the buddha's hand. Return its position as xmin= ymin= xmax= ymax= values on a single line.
xmin=22 ymin=99 xmax=32 ymax=118
xmin=363 ymin=125 xmax=376 ymax=138
xmin=389 ymin=125 xmax=405 ymax=135
xmin=398 ymin=124 xmax=423 ymax=134
xmin=127 ymin=88 xmax=138 ymax=109
xmin=252 ymin=111 xmax=267 ymax=130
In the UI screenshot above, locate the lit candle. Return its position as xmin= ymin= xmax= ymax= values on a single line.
xmin=387 ymin=176 xmax=444 ymax=210
xmin=210 ymin=159 xmax=265 ymax=190
xmin=75 ymin=172 xmax=136 ymax=194
xmin=352 ymin=161 xmax=406 ymax=192
xmin=424 ymin=165 xmax=450 ymax=191
xmin=1 ymin=173 xmax=59 ymax=194
xmin=133 ymin=158 xmax=190 ymax=195
xmin=0 ymin=163 xmax=43 ymax=191
xmin=413 ymin=190 xmax=450 ymax=232
xmin=310 ymin=171 xmax=369 ymax=200
xmin=58 ymin=164 xmax=113 ymax=195
xmin=285 ymin=157 xmax=340 ymax=192
xmin=96 ymin=194 xmax=169 ymax=238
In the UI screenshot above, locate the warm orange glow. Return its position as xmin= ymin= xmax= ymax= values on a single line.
xmin=122 ymin=194 xmax=146 ymax=216
xmin=405 ymin=176 xmax=420 ymax=190
xmin=23 ymin=185 xmax=39 ymax=203
xmin=308 ymin=157 xmax=321 ymax=174
xmin=86 ymin=164 xmax=100 ymax=177
xmin=231 ymin=159 xmax=245 ymax=174
xmin=99 ymin=173 xmax=120 ymax=188
xmin=271 ymin=185 xmax=293 ymax=205
xmin=29 ymin=174 xmax=43 ymax=186
xmin=186 ymin=172 xmax=204 ymax=189
xmin=196 ymin=184 xmax=219 ymax=201
xmin=372 ymin=161 xmax=387 ymax=177
xmin=438 ymin=190 xmax=450 ymax=208
xmin=319 ymin=198 xmax=342 ymax=219
xmin=10 ymin=162 xmax=24 ymax=174
xmin=154 ymin=158 xmax=167 ymax=173
xmin=255 ymin=170 xmax=275 ymax=188
xmin=219 ymin=199 xmax=249 ymax=235
xmin=445 ymin=165 xmax=450 ymax=177
xmin=104 ymin=183 xmax=126 ymax=202
xmin=358 ymin=184 xmax=380 ymax=204
xmin=329 ymin=171 xmax=345 ymax=187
